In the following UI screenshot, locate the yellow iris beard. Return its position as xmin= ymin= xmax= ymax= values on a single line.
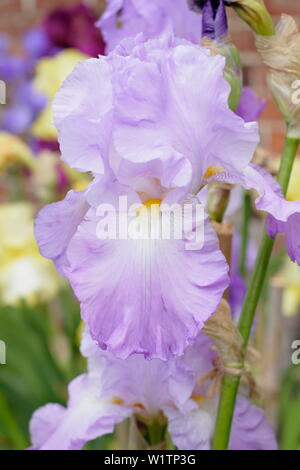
xmin=204 ymin=166 xmax=224 ymax=179
xmin=191 ymin=395 xmax=206 ymax=404
xmin=137 ymin=198 xmax=162 ymax=216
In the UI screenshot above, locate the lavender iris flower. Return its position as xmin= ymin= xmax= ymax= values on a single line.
xmin=33 ymin=33 xmax=300 ymax=361
xmin=29 ymin=328 xmax=277 ymax=450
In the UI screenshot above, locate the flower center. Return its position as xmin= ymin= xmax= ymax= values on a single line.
xmin=137 ymin=198 xmax=161 ymax=216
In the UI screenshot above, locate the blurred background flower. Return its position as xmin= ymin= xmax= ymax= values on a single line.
xmin=30 ymin=49 xmax=88 ymax=141
xmin=0 ymin=202 xmax=61 ymax=306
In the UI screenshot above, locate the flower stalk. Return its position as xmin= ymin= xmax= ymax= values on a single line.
xmin=212 ymin=135 xmax=300 ymax=450
xmin=239 ymin=191 xmax=251 ymax=277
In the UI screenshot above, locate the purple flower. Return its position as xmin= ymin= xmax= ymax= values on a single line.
xmin=98 ymin=0 xmax=203 ymax=53
xmin=207 ymin=160 xmax=300 ymax=268
xmin=35 ymin=33 xmax=300 ymax=360
xmin=0 ymin=35 xmax=47 ymax=135
xmin=236 ymin=86 xmax=266 ymax=122
xmin=43 ymin=3 xmax=105 ymax=57
xmin=219 ymin=162 xmax=300 ymax=267
xmin=190 ymin=1 xmax=240 ymax=40
xmin=1 ymin=82 xmax=46 ymax=135
xmin=199 ymin=0 xmax=228 ymax=40
xmin=23 ymin=28 xmax=55 ymax=60
xmin=29 ymin=329 xmax=277 ymax=450
xmin=266 ymin=169 xmax=300 ymax=265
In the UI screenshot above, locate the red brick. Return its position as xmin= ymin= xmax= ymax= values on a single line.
xmin=261 ymin=99 xmax=282 ymax=121
xmin=231 ymin=30 xmax=255 ymax=51
xmin=265 ymin=0 xmax=300 ymax=17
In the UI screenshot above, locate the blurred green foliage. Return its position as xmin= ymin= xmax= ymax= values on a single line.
xmin=0 ymin=287 xmax=83 ymax=449
xmin=279 ymin=365 xmax=300 ymax=450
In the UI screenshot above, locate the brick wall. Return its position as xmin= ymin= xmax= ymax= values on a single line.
xmin=0 ymin=0 xmax=105 ymax=39
xmin=229 ymin=0 xmax=300 ymax=156
xmin=0 ymin=0 xmax=298 ymax=156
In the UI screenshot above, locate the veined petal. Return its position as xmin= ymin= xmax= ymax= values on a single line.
xmin=82 ymin=327 xmax=195 ymax=416
xmin=53 ymin=58 xmax=113 ymax=173
xmin=111 ymin=40 xmax=258 ymax=193
xmin=167 ymin=402 xmax=214 ymax=450
xmin=65 ymin=211 xmax=229 ymax=360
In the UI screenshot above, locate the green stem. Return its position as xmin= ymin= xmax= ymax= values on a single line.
xmin=147 ymin=421 xmax=166 ymax=447
xmin=212 ymin=135 xmax=300 ymax=450
xmin=239 ymin=191 xmax=251 ymax=277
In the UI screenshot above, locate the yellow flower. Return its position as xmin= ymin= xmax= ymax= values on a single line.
xmin=282 ymin=259 xmax=300 ymax=316
xmin=71 ymin=175 xmax=91 ymax=192
xmin=0 ymin=202 xmax=62 ymax=305
xmin=32 ymin=150 xmax=60 ymax=202
xmin=0 ymin=131 xmax=35 ymax=171
xmin=31 ymin=49 xmax=88 ymax=140
xmin=286 ymin=158 xmax=300 ymax=202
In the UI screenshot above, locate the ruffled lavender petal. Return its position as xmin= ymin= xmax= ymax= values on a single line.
xmin=53 ymin=58 xmax=113 ymax=173
xmin=82 ymin=327 xmax=195 ymax=415
xmin=65 ymin=212 xmax=229 ymax=360
xmin=29 ymin=404 xmax=66 ymax=450
xmin=34 ymin=190 xmax=88 ymax=274
xmin=36 ymin=33 xmax=265 ymax=360
xmin=230 ymin=397 xmax=277 ymax=450
xmin=243 ymin=165 xmax=300 ymax=265
xmin=167 ymin=402 xmax=214 ymax=450
xmin=110 ymin=37 xmax=258 ymax=192
xmin=30 ymin=328 xmax=277 ymax=450
xmin=207 ymin=163 xmax=300 ymax=265
xmin=29 ymin=367 xmax=132 ymax=450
